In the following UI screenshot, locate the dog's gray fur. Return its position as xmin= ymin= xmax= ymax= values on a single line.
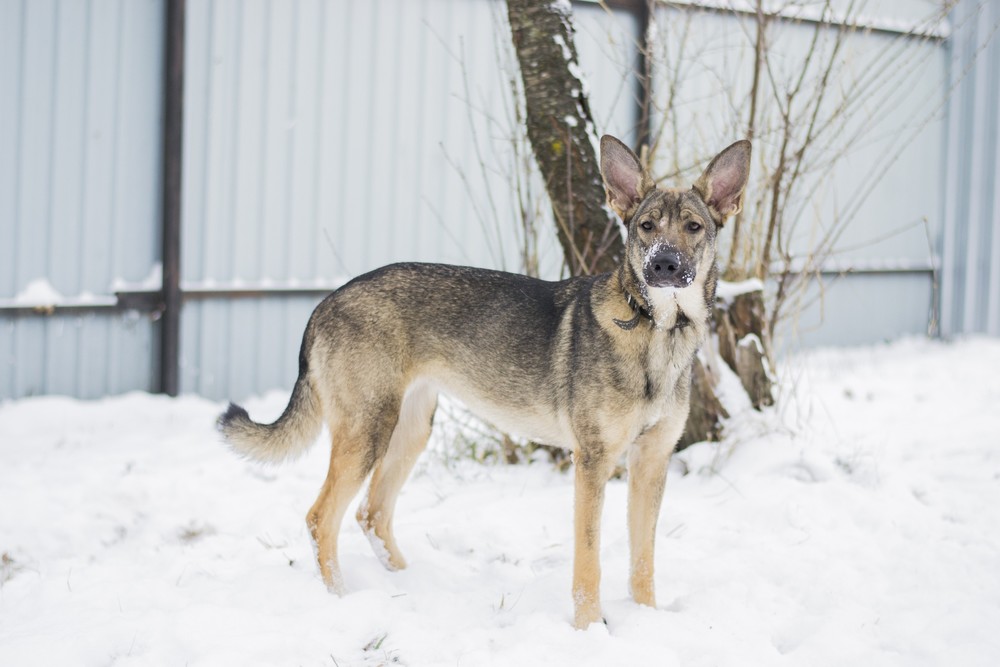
xmin=219 ymin=135 xmax=751 ymax=628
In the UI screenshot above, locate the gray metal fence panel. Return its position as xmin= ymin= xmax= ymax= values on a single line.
xmin=2 ymin=0 xmax=994 ymax=401
xmin=179 ymin=0 xmax=640 ymax=400
xmin=0 ymin=0 xmax=163 ymax=399
xmin=942 ymin=0 xmax=1000 ymax=336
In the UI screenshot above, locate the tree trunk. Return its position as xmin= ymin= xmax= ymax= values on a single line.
xmin=676 ymin=356 xmax=728 ymax=449
xmin=716 ymin=290 xmax=775 ymax=409
xmin=506 ymin=0 xmax=623 ymax=275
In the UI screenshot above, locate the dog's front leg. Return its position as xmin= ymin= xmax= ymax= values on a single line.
xmin=626 ymin=420 xmax=682 ymax=608
xmin=572 ymin=444 xmax=616 ymax=629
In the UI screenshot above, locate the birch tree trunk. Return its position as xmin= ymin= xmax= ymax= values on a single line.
xmin=506 ymin=0 xmax=623 ymax=275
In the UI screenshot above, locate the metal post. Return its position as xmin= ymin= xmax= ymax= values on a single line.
xmin=635 ymin=0 xmax=653 ymax=151
xmin=160 ymin=0 xmax=184 ymax=396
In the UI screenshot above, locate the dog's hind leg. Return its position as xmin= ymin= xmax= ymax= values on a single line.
xmin=357 ymin=380 xmax=438 ymax=571
xmin=626 ymin=419 xmax=682 ymax=608
xmin=307 ymin=400 xmax=400 ymax=594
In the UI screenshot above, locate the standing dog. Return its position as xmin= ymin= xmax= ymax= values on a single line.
xmin=219 ymin=135 xmax=750 ymax=628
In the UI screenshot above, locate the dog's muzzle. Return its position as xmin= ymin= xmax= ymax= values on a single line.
xmin=644 ymin=247 xmax=694 ymax=288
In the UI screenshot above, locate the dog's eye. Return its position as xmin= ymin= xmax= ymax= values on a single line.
xmin=686 ymin=221 xmax=702 ymax=233
xmin=640 ymin=220 xmax=654 ymax=231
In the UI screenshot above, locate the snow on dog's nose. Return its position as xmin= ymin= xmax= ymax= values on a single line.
xmin=643 ymin=244 xmax=693 ymax=288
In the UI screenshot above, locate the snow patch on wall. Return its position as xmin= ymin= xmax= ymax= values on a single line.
xmin=0 ymin=279 xmax=117 ymax=309
xmin=111 ymin=263 xmax=163 ymax=292
xmin=13 ymin=279 xmax=64 ymax=306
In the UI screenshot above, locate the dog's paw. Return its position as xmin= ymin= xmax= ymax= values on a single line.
xmin=573 ymin=606 xmax=605 ymax=630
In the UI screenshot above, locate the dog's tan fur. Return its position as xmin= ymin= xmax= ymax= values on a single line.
xmin=219 ymin=135 xmax=750 ymax=628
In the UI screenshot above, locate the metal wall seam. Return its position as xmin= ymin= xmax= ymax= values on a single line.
xmin=986 ymin=0 xmax=1000 ymax=335
xmin=991 ymin=3 xmax=1000 ymax=334
xmin=962 ymin=3 xmax=989 ymax=333
xmin=939 ymin=0 xmax=965 ymax=337
xmin=942 ymin=0 xmax=1000 ymax=336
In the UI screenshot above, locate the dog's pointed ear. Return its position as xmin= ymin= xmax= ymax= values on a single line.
xmin=601 ymin=135 xmax=654 ymax=222
xmin=693 ymin=140 xmax=752 ymax=226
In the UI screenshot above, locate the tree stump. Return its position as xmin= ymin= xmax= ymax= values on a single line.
xmin=677 ymin=354 xmax=728 ymax=450
xmin=716 ymin=287 xmax=774 ymax=409
xmin=735 ymin=333 xmax=774 ymax=409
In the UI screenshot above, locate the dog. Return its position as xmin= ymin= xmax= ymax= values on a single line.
xmin=218 ymin=135 xmax=751 ymax=628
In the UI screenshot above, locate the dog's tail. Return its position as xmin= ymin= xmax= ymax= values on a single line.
xmin=217 ymin=367 xmax=323 ymax=465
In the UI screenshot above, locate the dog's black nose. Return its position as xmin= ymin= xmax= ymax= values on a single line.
xmin=645 ymin=248 xmax=691 ymax=287
xmin=652 ymin=250 xmax=681 ymax=275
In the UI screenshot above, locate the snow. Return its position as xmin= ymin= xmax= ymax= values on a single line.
xmin=717 ymin=277 xmax=764 ymax=302
xmin=12 ymin=278 xmax=64 ymax=305
xmin=111 ymin=264 xmax=163 ymax=293
xmin=2 ymin=337 xmax=1000 ymax=665
xmin=549 ymin=0 xmax=572 ymax=19
xmin=0 ymin=278 xmax=118 ymax=310
xmin=552 ymin=34 xmax=573 ymax=63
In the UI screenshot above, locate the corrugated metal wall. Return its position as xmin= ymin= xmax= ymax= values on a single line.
xmin=942 ymin=0 xmax=1000 ymax=337
xmin=178 ymin=0 xmax=641 ymax=399
xmin=0 ymin=0 xmax=163 ymax=398
xmin=2 ymin=0 xmax=997 ymax=401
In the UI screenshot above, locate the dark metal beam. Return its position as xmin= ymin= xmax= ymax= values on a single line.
xmin=634 ymin=0 xmax=653 ymax=150
xmin=645 ymin=0 xmax=947 ymax=41
xmin=0 ymin=286 xmax=338 ymax=316
xmin=159 ymin=0 xmax=185 ymax=396
xmin=181 ymin=287 xmax=340 ymax=301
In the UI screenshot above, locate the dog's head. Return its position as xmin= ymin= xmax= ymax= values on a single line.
xmin=600 ymin=136 xmax=751 ymax=311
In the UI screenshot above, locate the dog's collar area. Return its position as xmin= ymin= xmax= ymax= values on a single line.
xmin=614 ymin=291 xmax=652 ymax=331
xmin=614 ymin=288 xmax=692 ymax=333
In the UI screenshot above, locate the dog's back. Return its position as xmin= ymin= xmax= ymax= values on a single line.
xmin=308 ymin=263 xmax=592 ymax=445
xmin=220 ymin=263 xmax=585 ymax=458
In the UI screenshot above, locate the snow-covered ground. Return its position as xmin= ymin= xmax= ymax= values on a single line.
xmin=1 ymin=337 xmax=999 ymax=666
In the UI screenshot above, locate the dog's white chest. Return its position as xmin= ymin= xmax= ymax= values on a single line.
xmin=645 ymin=283 xmax=708 ymax=331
